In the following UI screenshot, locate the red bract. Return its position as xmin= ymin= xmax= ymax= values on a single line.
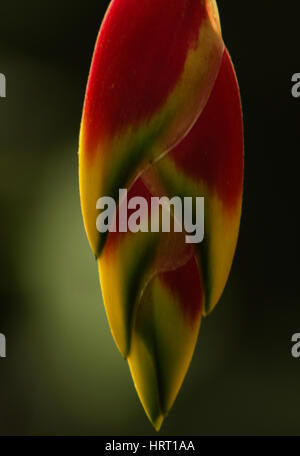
xmin=79 ymin=0 xmax=243 ymax=430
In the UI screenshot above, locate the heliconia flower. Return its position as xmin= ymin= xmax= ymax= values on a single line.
xmin=79 ymin=0 xmax=243 ymax=431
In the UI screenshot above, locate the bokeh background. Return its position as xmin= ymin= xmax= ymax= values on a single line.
xmin=0 ymin=1 xmax=300 ymax=435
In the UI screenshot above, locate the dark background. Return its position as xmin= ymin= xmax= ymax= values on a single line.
xmin=0 ymin=1 xmax=299 ymax=435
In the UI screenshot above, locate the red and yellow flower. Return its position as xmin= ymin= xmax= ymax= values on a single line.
xmin=79 ymin=0 xmax=243 ymax=430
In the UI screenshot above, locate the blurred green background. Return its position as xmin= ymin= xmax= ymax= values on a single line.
xmin=1 ymin=1 xmax=300 ymax=435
